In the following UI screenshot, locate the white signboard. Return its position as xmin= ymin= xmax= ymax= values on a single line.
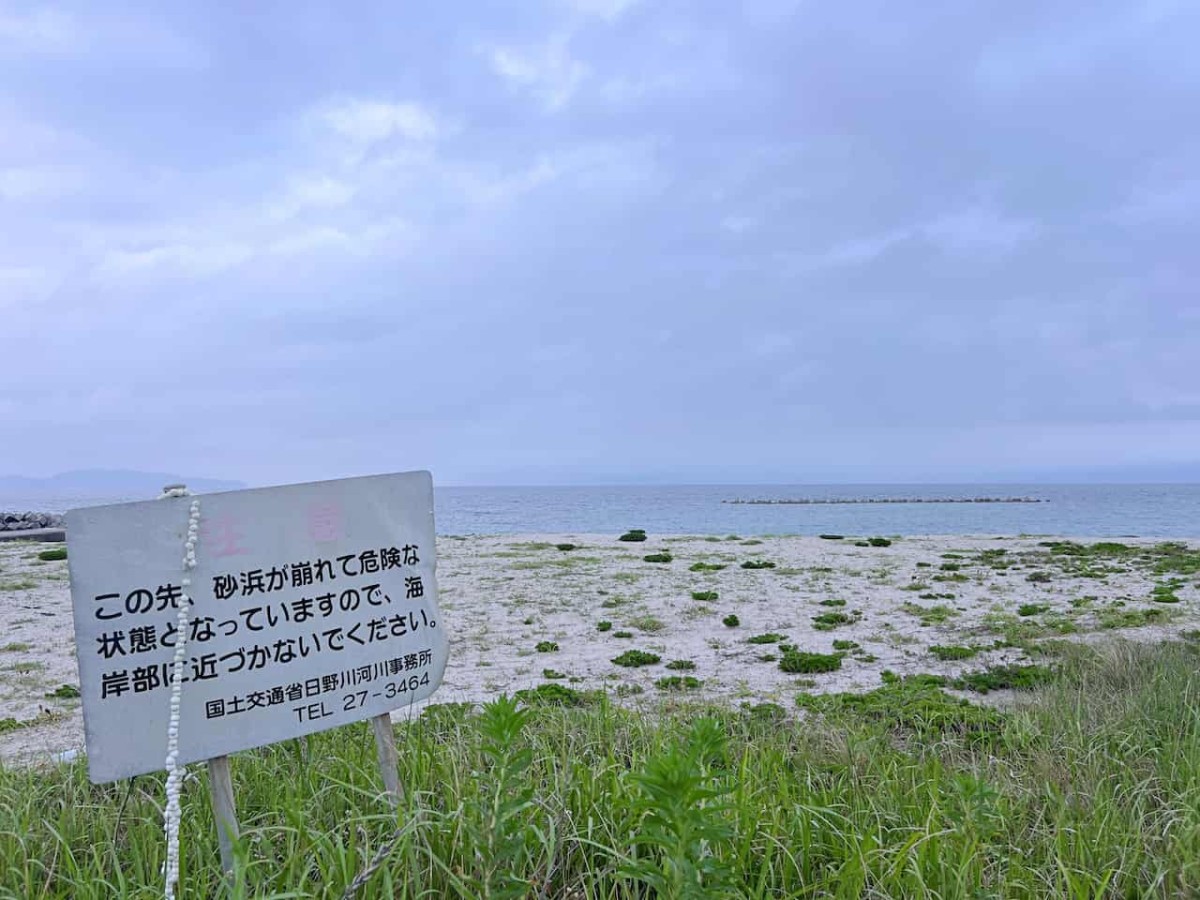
xmin=66 ymin=471 xmax=446 ymax=783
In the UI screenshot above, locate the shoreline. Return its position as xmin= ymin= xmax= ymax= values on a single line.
xmin=1 ymin=532 xmax=1197 ymax=767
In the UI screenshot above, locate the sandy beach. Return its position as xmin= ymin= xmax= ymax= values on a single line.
xmin=2 ymin=532 xmax=1197 ymax=765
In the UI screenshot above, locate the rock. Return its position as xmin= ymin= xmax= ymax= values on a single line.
xmin=0 ymin=511 xmax=65 ymax=531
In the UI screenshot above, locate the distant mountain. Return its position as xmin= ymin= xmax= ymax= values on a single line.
xmin=0 ymin=469 xmax=246 ymax=497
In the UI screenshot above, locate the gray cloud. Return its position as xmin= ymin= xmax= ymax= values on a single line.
xmin=0 ymin=0 xmax=1196 ymax=484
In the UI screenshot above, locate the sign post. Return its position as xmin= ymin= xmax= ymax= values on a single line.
xmin=66 ymin=471 xmax=446 ymax=885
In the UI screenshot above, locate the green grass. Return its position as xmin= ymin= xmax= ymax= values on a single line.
xmin=1017 ymin=603 xmax=1051 ymax=617
xmin=4 ymin=642 xmax=1200 ymax=897
xmin=817 ymin=598 xmax=846 ymax=607
xmin=37 ymin=548 xmax=68 ymax=561
xmin=0 ymin=643 xmax=33 ymax=653
xmin=901 ymin=602 xmax=959 ymax=626
xmin=690 ymin=590 xmax=718 ymax=602
xmin=654 ymin=675 xmax=702 ymax=691
xmin=664 ymin=660 xmax=696 ymax=671
xmin=643 ymin=552 xmax=673 ymax=564
xmin=746 ymin=632 xmax=786 ymax=645
xmin=778 ymin=650 xmax=843 ymax=674
xmin=952 ymin=663 xmax=1055 ymax=694
xmin=688 ymin=562 xmax=726 ymax=572
xmin=596 ymin=621 xmax=613 ymax=632
xmin=535 ymin=641 xmax=559 ymax=653
xmin=612 ymin=630 xmax=634 ymax=639
xmin=627 ymin=615 xmax=666 ymax=633
xmin=811 ymin=611 xmax=859 ymax=631
xmin=740 ymin=560 xmax=776 ymax=570
xmin=612 ymin=650 xmax=661 ymax=668
xmin=0 ymin=579 xmax=37 ymax=592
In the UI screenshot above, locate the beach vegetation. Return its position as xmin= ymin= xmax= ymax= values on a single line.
xmin=596 ymin=621 xmax=612 ymax=632
xmin=868 ymin=537 xmax=893 ymax=547
xmin=778 ymin=649 xmax=842 ymax=674
xmin=535 ymin=641 xmax=559 ymax=653
xmin=817 ymin=598 xmax=846 ymax=607
xmin=746 ymin=633 xmax=786 ymax=644
xmin=929 ymin=645 xmax=978 ymax=661
xmin=688 ymin=562 xmax=727 ymax=572
xmin=1017 ymin=603 xmax=1050 ymax=617
xmin=36 ymin=548 xmax=67 ymax=561
xmin=654 ymin=675 xmax=703 ymax=692
xmin=722 ymin=614 xmax=739 ymax=627
xmin=555 ymin=543 xmax=578 ymax=551
xmin=618 ymin=530 xmax=647 ymax=542
xmin=818 ymin=534 xmax=843 ymax=540
xmin=612 ymin=650 xmax=661 ymax=668
xmin=831 ymin=640 xmax=860 ymax=651
xmin=901 ymin=603 xmax=959 ymax=626
xmin=690 ymin=590 xmax=718 ymax=602
xmin=643 ymin=552 xmax=673 ymax=563
xmin=628 ymin=615 xmax=666 ymax=633
xmin=811 ymin=611 xmax=860 ymax=631
xmin=739 ymin=560 xmax=776 ymax=570
xmin=664 ymin=660 xmax=696 ymax=671
xmin=613 ymin=631 xmax=634 ymax=639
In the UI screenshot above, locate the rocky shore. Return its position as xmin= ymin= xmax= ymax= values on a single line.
xmin=1 ymin=511 xmax=65 ymax=531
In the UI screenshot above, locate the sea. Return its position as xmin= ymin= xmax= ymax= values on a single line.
xmin=3 ymin=484 xmax=1198 ymax=539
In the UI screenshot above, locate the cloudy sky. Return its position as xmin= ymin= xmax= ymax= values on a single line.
xmin=1 ymin=0 xmax=1197 ymax=486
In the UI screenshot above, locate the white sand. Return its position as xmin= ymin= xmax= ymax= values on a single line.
xmin=2 ymin=533 xmax=1197 ymax=766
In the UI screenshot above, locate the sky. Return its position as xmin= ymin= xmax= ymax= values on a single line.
xmin=1 ymin=0 xmax=1198 ymax=486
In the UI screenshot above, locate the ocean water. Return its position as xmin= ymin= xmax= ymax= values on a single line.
xmin=6 ymin=484 xmax=1197 ymax=538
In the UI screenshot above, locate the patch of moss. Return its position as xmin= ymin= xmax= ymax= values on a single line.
xmin=655 ymin=675 xmax=702 ymax=691
xmin=747 ymin=632 xmax=786 ymax=645
xmin=901 ymin=603 xmax=959 ymax=626
xmin=779 ymin=650 xmax=842 ymax=674
xmin=612 ymin=649 xmax=661 ymax=668
xmin=812 ymin=611 xmax=860 ymax=631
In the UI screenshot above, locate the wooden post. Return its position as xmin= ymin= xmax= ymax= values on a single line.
xmin=371 ymin=713 xmax=403 ymax=808
xmin=207 ymin=755 xmax=240 ymax=877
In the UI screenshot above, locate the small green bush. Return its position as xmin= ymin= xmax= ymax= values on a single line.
xmin=655 ymin=675 xmax=702 ymax=691
xmin=44 ymin=684 xmax=80 ymax=699
xmin=597 ymin=621 xmax=613 ymax=632
xmin=37 ymin=548 xmax=67 ymax=561
xmin=691 ymin=590 xmax=718 ymax=602
xmin=812 ymin=611 xmax=858 ymax=631
xmin=779 ymin=650 xmax=842 ymax=674
xmin=644 ymin=552 xmax=673 ymax=563
xmin=542 ymin=669 xmax=566 ymax=680
xmin=722 ymin=614 xmax=740 ymax=627
xmin=747 ymin=632 xmax=786 ymax=644
xmin=740 ymin=560 xmax=776 ymax=570
xmin=535 ymin=641 xmax=559 ymax=653
xmin=868 ymin=537 xmax=892 ymax=547
xmin=953 ymin=664 xmax=1054 ymax=694
xmin=689 ymin=562 xmax=726 ymax=572
xmin=831 ymin=640 xmax=860 ymax=651
xmin=818 ymin=598 xmax=847 ymax=607
xmin=612 ymin=650 xmax=661 ymax=668
xmin=618 ymin=530 xmax=648 ymax=542
xmin=514 ymin=683 xmax=594 ymax=706
xmin=613 ymin=630 xmax=634 ymax=639
xmin=665 ymin=659 xmax=696 ymax=671
xmin=1017 ymin=604 xmax=1050 ymax=617
xmin=555 ymin=543 xmax=578 ymax=551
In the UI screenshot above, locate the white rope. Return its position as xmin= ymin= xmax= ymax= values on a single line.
xmin=161 ymin=487 xmax=199 ymax=900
